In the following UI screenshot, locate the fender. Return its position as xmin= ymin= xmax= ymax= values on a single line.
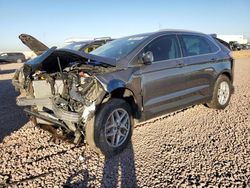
xmin=94 ymin=76 xmax=126 ymax=93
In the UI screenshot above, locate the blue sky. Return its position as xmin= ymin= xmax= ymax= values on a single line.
xmin=0 ymin=0 xmax=249 ymax=51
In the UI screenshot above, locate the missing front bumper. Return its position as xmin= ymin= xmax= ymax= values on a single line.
xmin=24 ymin=108 xmax=67 ymax=129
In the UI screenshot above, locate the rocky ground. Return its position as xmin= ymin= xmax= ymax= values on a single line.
xmin=0 ymin=58 xmax=249 ymax=187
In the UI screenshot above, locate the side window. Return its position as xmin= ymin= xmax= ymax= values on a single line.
xmin=180 ymin=35 xmax=214 ymax=57
xmin=144 ymin=35 xmax=180 ymax=62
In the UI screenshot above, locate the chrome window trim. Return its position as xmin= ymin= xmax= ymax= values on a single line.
xmin=129 ymin=32 xmax=221 ymax=66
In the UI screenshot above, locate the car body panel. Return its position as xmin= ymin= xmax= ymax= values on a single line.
xmin=93 ymin=31 xmax=233 ymax=121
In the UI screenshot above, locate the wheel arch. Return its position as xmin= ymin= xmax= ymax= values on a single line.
xmin=220 ymin=71 xmax=232 ymax=81
xmin=213 ymin=70 xmax=234 ymax=94
xmin=94 ymin=77 xmax=141 ymax=120
xmin=111 ymin=87 xmax=141 ymax=120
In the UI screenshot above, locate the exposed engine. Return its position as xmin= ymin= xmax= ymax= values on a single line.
xmin=45 ymin=63 xmax=113 ymax=143
xmin=14 ymin=54 xmax=116 ymax=144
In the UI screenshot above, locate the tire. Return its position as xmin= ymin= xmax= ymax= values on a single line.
xmin=85 ymin=98 xmax=133 ymax=157
xmin=207 ymin=75 xmax=232 ymax=109
xmin=17 ymin=59 xmax=22 ymax=63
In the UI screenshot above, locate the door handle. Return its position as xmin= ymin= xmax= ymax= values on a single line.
xmin=176 ymin=62 xmax=184 ymax=67
xmin=210 ymin=58 xmax=217 ymax=62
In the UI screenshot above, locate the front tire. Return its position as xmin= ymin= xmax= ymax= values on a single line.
xmin=207 ymin=75 xmax=232 ymax=109
xmin=85 ymin=98 xmax=133 ymax=157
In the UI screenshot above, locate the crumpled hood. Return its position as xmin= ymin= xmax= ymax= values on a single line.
xmin=23 ymin=47 xmax=117 ymax=77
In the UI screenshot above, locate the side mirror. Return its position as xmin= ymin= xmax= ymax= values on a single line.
xmin=142 ymin=51 xmax=154 ymax=65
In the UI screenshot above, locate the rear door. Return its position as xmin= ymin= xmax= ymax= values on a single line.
xmin=178 ymin=34 xmax=220 ymax=102
xmin=140 ymin=34 xmax=189 ymax=119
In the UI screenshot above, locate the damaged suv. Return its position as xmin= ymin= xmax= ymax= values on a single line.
xmin=14 ymin=30 xmax=234 ymax=157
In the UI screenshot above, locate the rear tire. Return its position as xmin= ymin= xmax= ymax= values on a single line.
xmin=207 ymin=75 xmax=232 ymax=109
xmin=17 ymin=59 xmax=22 ymax=63
xmin=85 ymin=98 xmax=133 ymax=157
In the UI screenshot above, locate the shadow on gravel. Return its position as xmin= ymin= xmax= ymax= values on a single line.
xmin=0 ymin=69 xmax=16 ymax=74
xmin=0 ymin=79 xmax=28 ymax=142
xmin=101 ymin=142 xmax=137 ymax=187
xmin=64 ymin=142 xmax=137 ymax=188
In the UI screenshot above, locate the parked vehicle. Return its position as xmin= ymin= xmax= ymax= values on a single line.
xmin=0 ymin=52 xmax=26 ymax=63
xmin=241 ymin=44 xmax=250 ymax=50
xmin=63 ymin=37 xmax=112 ymax=53
xmin=14 ymin=30 xmax=234 ymax=157
xmin=229 ymin=41 xmax=242 ymax=51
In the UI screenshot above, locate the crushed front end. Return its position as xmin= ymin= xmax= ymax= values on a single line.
xmin=47 ymin=64 xmax=109 ymax=144
xmin=13 ymin=48 xmax=116 ymax=144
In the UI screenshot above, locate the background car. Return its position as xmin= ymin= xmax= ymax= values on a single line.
xmin=19 ymin=34 xmax=113 ymax=55
xmin=0 ymin=52 xmax=26 ymax=63
xmin=63 ymin=37 xmax=113 ymax=53
xmin=229 ymin=41 xmax=242 ymax=51
xmin=241 ymin=44 xmax=250 ymax=50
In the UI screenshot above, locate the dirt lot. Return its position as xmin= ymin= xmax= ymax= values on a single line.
xmin=233 ymin=50 xmax=250 ymax=58
xmin=0 ymin=57 xmax=249 ymax=187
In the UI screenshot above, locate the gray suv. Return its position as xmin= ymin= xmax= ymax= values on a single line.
xmin=14 ymin=30 xmax=234 ymax=157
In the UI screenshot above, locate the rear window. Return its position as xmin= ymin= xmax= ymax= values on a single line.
xmin=63 ymin=42 xmax=88 ymax=51
xmin=215 ymin=38 xmax=231 ymax=51
xmin=7 ymin=53 xmax=16 ymax=57
xmin=7 ymin=53 xmax=24 ymax=57
xmin=180 ymin=35 xmax=219 ymax=57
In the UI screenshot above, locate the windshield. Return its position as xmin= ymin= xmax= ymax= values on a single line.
xmin=90 ymin=35 xmax=148 ymax=60
xmin=63 ymin=42 xmax=88 ymax=51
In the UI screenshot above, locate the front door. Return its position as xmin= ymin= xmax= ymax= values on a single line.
xmin=140 ymin=34 xmax=187 ymax=119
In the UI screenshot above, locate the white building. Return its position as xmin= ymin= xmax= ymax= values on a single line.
xmin=216 ymin=35 xmax=248 ymax=44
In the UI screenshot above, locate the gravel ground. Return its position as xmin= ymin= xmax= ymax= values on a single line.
xmin=0 ymin=58 xmax=249 ymax=187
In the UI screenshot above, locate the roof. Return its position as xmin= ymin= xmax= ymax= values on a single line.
xmin=157 ymin=29 xmax=203 ymax=34
xmin=120 ymin=29 xmax=206 ymax=40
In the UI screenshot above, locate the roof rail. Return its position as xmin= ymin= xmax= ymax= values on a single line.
xmin=94 ymin=37 xmax=111 ymax=41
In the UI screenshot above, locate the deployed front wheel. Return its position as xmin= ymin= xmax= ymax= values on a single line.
xmin=86 ymin=98 xmax=133 ymax=157
xmin=207 ymin=75 xmax=232 ymax=109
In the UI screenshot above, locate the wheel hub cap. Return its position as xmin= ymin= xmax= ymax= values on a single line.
xmin=104 ymin=108 xmax=130 ymax=147
xmin=217 ymin=81 xmax=230 ymax=105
